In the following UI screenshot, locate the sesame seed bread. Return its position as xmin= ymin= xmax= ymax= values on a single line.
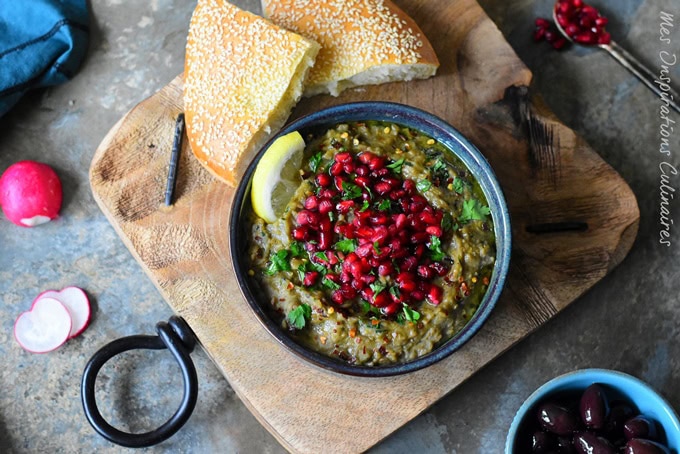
xmin=261 ymin=0 xmax=439 ymax=97
xmin=184 ymin=0 xmax=320 ymax=186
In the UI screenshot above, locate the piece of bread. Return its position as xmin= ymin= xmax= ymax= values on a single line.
xmin=184 ymin=0 xmax=320 ymax=186
xmin=261 ymin=0 xmax=439 ymax=97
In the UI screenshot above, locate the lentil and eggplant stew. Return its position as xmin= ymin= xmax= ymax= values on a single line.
xmin=246 ymin=121 xmax=496 ymax=366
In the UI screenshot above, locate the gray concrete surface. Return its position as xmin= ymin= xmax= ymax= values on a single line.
xmin=0 ymin=0 xmax=678 ymax=452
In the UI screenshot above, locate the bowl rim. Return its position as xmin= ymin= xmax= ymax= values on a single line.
xmin=504 ymin=368 xmax=680 ymax=453
xmin=229 ymin=101 xmax=512 ymax=377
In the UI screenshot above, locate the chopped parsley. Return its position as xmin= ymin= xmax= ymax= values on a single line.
xmin=266 ymin=249 xmax=291 ymax=275
xmin=335 ymin=239 xmax=357 ymax=253
xmin=309 ymin=152 xmax=323 ymax=173
xmin=342 ymin=181 xmax=362 ymax=200
xmin=289 ymin=241 xmax=305 ymax=258
xmin=452 ymin=176 xmax=468 ymax=194
xmin=416 ymin=179 xmax=432 ymax=193
xmin=441 ymin=213 xmax=454 ymax=232
xmin=360 ymin=200 xmax=370 ymax=212
xmin=360 ymin=300 xmax=381 ymax=316
xmin=402 ymin=304 xmax=421 ymax=323
xmin=288 ymin=304 xmax=311 ymax=329
xmin=314 ymin=251 xmax=329 ymax=262
xmin=460 ymin=199 xmax=491 ymax=223
xmin=386 ymin=158 xmax=405 ymax=174
xmin=428 ymin=236 xmax=446 ymax=261
xmin=376 ymin=199 xmax=391 ymax=211
xmin=432 ymin=159 xmax=447 ymax=175
xmin=369 ymin=281 xmax=386 ymax=295
xmin=322 ymin=277 xmax=341 ymax=290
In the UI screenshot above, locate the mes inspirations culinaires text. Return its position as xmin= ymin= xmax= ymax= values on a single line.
xmin=658 ymin=10 xmax=677 ymax=247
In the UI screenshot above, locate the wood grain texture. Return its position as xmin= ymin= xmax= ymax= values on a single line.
xmin=89 ymin=0 xmax=639 ymax=452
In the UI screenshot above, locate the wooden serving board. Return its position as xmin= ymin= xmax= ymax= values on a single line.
xmin=89 ymin=0 xmax=640 ymax=452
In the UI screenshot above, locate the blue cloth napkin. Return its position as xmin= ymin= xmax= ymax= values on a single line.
xmin=0 ymin=0 xmax=89 ymax=117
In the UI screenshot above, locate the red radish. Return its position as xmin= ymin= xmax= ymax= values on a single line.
xmin=33 ymin=286 xmax=91 ymax=338
xmin=14 ymin=297 xmax=72 ymax=353
xmin=0 ymin=160 xmax=62 ymax=227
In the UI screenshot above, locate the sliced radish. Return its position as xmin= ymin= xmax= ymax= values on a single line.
xmin=14 ymin=297 xmax=72 ymax=353
xmin=33 ymin=286 xmax=91 ymax=338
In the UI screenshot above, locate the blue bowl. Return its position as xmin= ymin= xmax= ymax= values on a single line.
xmin=230 ymin=101 xmax=512 ymax=377
xmin=505 ymin=369 xmax=680 ymax=453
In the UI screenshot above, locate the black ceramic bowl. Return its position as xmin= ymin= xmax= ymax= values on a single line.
xmin=230 ymin=102 xmax=511 ymax=377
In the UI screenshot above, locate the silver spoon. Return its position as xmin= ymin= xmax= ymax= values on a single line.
xmin=553 ymin=5 xmax=680 ymax=114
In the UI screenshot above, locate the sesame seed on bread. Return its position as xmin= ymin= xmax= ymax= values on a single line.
xmin=184 ymin=0 xmax=320 ymax=186
xmin=261 ymin=0 xmax=439 ymax=97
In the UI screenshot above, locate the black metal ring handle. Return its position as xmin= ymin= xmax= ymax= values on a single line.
xmin=81 ymin=316 xmax=198 ymax=448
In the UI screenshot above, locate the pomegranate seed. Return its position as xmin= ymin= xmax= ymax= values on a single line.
xmin=334 ymin=176 xmax=345 ymax=190
xmin=355 ymin=165 xmax=369 ymax=176
xmin=426 ymin=225 xmax=442 ymax=237
xmin=403 ymin=179 xmax=416 ymax=194
xmin=389 ymin=189 xmax=406 ymax=200
xmin=318 ymin=188 xmax=337 ymax=199
xmin=370 ymin=214 xmax=389 ymax=225
xmin=349 ymin=261 xmax=363 ymax=279
xmin=552 ymin=37 xmax=568 ymax=50
xmin=373 ymin=168 xmax=389 ymax=178
xmin=320 ymin=216 xmax=331 ymax=233
xmin=368 ymin=156 xmax=386 ymax=170
xmin=336 ymin=200 xmax=354 ymax=214
xmin=556 ymin=13 xmax=569 ymax=28
xmin=421 ymin=212 xmax=438 ymax=225
xmin=303 ymin=271 xmax=319 ymax=286
xmin=544 ymin=30 xmax=556 ymax=43
xmin=410 ymin=232 xmax=429 ymax=243
xmin=304 ymin=195 xmax=319 ymax=210
xmin=398 ymin=279 xmax=417 ymax=293
xmin=297 ymin=210 xmax=318 ymax=226
xmin=597 ymin=32 xmax=611 ymax=45
xmin=356 ymin=243 xmax=373 ymax=257
xmin=535 ymin=18 xmax=550 ymax=28
xmin=335 ymin=152 xmax=352 ymax=163
xmin=331 ymin=290 xmax=344 ymax=304
xmin=358 ymin=151 xmax=376 ymax=165
xmin=370 ymin=224 xmax=387 ymax=241
xmin=410 ymin=290 xmax=425 ymax=301
xmin=382 ymin=302 xmax=401 ymax=316
xmin=533 ymin=27 xmax=546 ymax=42
xmin=292 ymin=226 xmax=309 ymax=241
xmin=427 ymin=285 xmax=443 ymax=305
xmin=430 ymin=261 xmax=449 ymax=277
xmin=414 ymin=244 xmax=425 ymax=258
xmin=573 ymin=0 xmax=583 ymax=7
xmin=304 ymin=242 xmax=317 ymax=252
xmin=396 ymin=271 xmax=415 ymax=283
xmin=318 ymin=198 xmax=333 ymax=214
xmin=401 ymin=256 xmax=418 ymax=271
xmin=378 ymin=262 xmax=394 ymax=276
xmin=343 ymin=162 xmax=355 ymax=174
xmin=316 ymin=173 xmax=331 ymax=187
xmin=360 ymin=274 xmax=376 ymax=285
xmin=595 ymin=16 xmax=608 ymax=27
xmin=355 ymin=176 xmax=370 ymax=188
xmin=417 ymin=265 xmax=434 ymax=279
xmin=341 ymin=284 xmax=357 ymax=299
xmin=566 ymin=24 xmax=579 ymax=36
xmin=373 ymin=291 xmax=390 ymax=308
xmin=393 ymin=213 xmax=407 ymax=229
xmin=325 ymin=273 xmax=339 ymax=282
xmin=374 ymin=181 xmax=392 ymax=195
xmin=340 ymin=272 xmax=351 ymax=283
xmin=329 ymin=162 xmax=344 ymax=176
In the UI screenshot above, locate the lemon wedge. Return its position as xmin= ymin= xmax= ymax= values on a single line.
xmin=251 ymin=131 xmax=305 ymax=223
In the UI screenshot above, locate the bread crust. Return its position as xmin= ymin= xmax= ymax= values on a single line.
xmin=184 ymin=0 xmax=319 ymax=186
xmin=262 ymin=0 xmax=439 ymax=96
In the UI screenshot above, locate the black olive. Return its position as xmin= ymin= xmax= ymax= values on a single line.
xmin=573 ymin=431 xmax=616 ymax=454
xmin=579 ymin=384 xmax=609 ymax=429
xmin=623 ymin=416 xmax=659 ymax=441
xmin=537 ymin=402 xmax=580 ymax=436
xmin=623 ymin=438 xmax=671 ymax=454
